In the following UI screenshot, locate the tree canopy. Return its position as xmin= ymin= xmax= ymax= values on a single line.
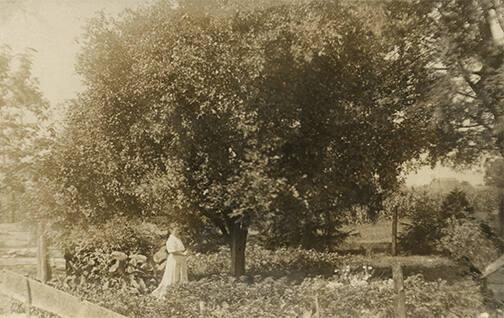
xmin=400 ymin=0 xmax=504 ymax=163
xmin=50 ymin=0 xmax=442 ymax=275
xmin=0 ymin=46 xmax=52 ymax=222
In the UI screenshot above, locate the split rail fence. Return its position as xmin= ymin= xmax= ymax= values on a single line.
xmin=0 ymin=270 xmax=127 ymax=318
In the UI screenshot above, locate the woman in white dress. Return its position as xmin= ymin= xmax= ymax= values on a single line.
xmin=151 ymin=224 xmax=188 ymax=299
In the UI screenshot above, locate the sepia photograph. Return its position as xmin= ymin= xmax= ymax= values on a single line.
xmin=0 ymin=0 xmax=503 ymax=317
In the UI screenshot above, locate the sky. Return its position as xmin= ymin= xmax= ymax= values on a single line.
xmin=0 ymin=0 xmax=487 ymax=187
xmin=404 ymin=164 xmax=484 ymax=187
xmin=0 ymin=0 xmax=154 ymax=106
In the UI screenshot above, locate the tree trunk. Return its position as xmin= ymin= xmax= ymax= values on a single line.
xmin=391 ymin=206 xmax=398 ymax=256
xmin=36 ymin=223 xmax=51 ymax=283
xmin=230 ymin=221 xmax=248 ymax=277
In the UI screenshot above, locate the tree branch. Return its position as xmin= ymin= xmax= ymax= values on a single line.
xmin=199 ymin=208 xmax=230 ymax=239
xmin=456 ymin=123 xmax=484 ymax=129
xmin=457 ymin=61 xmax=500 ymax=119
xmin=456 ymin=91 xmax=477 ymax=99
xmin=457 ymin=61 xmax=480 ymax=94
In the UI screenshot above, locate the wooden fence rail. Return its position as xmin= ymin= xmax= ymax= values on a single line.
xmin=0 ymin=270 xmax=127 ymax=318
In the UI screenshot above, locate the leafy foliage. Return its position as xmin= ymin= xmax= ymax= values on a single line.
xmin=48 ymin=267 xmax=484 ymax=318
xmin=485 ymin=158 xmax=504 ymax=189
xmin=400 ymin=189 xmax=474 ymax=254
xmin=400 ymin=188 xmax=502 ymax=274
xmin=188 ymin=244 xmax=342 ymax=278
xmin=399 ymin=0 xmax=504 ymax=161
xmin=436 ymin=217 xmax=500 ymax=272
xmin=47 ymin=1 xmax=442 ymax=275
xmin=400 ymin=192 xmax=444 ymax=254
xmin=0 ymin=46 xmax=53 ymax=222
xmin=62 ymin=217 xmax=164 ymax=290
xmin=440 ymin=188 xmax=474 ymax=218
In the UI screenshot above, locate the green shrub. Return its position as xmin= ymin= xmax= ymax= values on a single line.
xmin=63 ymin=217 xmax=164 ymax=290
xmin=436 ymin=217 xmax=500 ymax=272
xmin=48 ymin=268 xmax=485 ymax=318
xmin=404 ymin=274 xmax=484 ymax=317
xmin=186 ymin=244 xmax=344 ymax=278
xmin=401 ymin=189 xmax=477 ymax=255
xmin=400 ymin=189 xmax=501 ymax=274
xmin=399 ymin=193 xmax=443 ymax=254
xmin=440 ymin=189 xmax=474 ymax=218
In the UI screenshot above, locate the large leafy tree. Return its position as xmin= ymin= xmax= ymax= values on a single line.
xmin=399 ymin=0 xmax=504 ymax=162
xmin=52 ymin=0 xmax=439 ymax=276
xmin=0 ymin=46 xmax=52 ymax=222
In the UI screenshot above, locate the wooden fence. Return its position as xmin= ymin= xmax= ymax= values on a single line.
xmin=0 ymin=270 xmax=126 ymax=318
xmin=0 ymin=223 xmax=64 ymax=277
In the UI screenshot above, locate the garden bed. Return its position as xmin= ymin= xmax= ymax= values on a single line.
xmin=187 ymin=246 xmax=466 ymax=283
xmin=48 ymin=271 xmax=485 ymax=318
xmin=41 ymin=245 xmax=488 ymax=317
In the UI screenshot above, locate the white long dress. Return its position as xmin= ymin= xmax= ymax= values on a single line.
xmin=151 ymin=234 xmax=188 ymax=299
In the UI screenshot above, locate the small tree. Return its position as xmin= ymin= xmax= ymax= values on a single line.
xmin=0 ymin=47 xmax=51 ymax=222
xmin=440 ymin=189 xmax=474 ymax=218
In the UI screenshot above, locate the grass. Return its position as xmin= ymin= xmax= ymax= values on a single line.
xmin=341 ymin=219 xmax=412 ymax=243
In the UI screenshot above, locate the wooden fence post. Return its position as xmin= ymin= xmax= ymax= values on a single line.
xmin=10 ymin=191 xmax=16 ymax=223
xmin=36 ymin=223 xmax=51 ymax=283
xmin=25 ymin=277 xmax=31 ymax=318
xmin=392 ymin=206 xmax=398 ymax=256
xmin=314 ymin=294 xmax=320 ymax=318
xmin=392 ymin=263 xmax=406 ymax=318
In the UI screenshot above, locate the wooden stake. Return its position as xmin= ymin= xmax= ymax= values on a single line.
xmin=25 ymin=277 xmax=31 ymax=318
xmin=314 ymin=295 xmax=320 ymax=318
xmin=392 ymin=206 xmax=398 ymax=256
xmin=36 ymin=223 xmax=50 ymax=283
xmin=392 ymin=263 xmax=406 ymax=318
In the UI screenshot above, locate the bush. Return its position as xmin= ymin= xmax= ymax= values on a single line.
xmin=440 ymin=189 xmax=474 ymax=218
xmin=404 ymin=274 xmax=484 ymax=317
xmin=436 ymin=217 xmax=500 ymax=272
xmin=400 ymin=189 xmax=477 ymax=255
xmin=186 ymin=244 xmax=344 ymax=279
xmin=399 ymin=192 xmax=443 ymax=254
xmin=400 ymin=189 xmax=502 ymax=274
xmin=63 ymin=217 xmax=165 ymax=290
